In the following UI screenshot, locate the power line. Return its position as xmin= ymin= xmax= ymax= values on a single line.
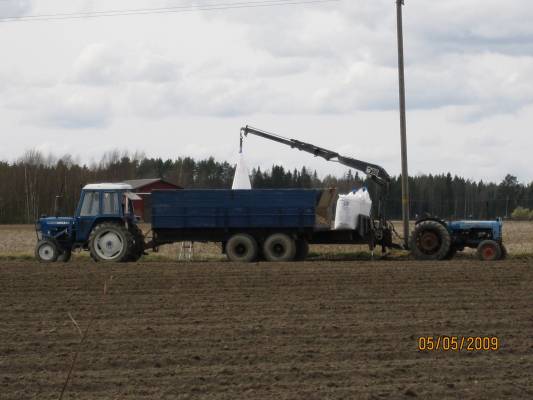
xmin=0 ymin=0 xmax=340 ymax=23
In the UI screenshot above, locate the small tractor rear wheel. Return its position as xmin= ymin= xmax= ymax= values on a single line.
xmin=294 ymin=238 xmax=310 ymax=261
xmin=226 ymin=233 xmax=258 ymax=262
xmin=410 ymin=220 xmax=451 ymax=261
xmin=263 ymin=233 xmax=296 ymax=262
xmin=477 ymin=240 xmax=502 ymax=261
xmin=89 ymin=223 xmax=133 ymax=262
xmin=35 ymin=240 xmax=59 ymax=263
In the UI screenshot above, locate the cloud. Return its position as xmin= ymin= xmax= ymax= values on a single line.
xmin=72 ymin=42 xmax=181 ymax=85
xmin=0 ymin=0 xmax=31 ymax=19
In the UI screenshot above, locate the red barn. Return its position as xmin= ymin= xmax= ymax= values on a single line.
xmin=122 ymin=178 xmax=182 ymax=221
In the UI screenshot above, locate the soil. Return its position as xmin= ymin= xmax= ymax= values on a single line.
xmin=1 ymin=259 xmax=532 ymax=399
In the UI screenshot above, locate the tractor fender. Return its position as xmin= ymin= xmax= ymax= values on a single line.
xmin=415 ymin=216 xmax=448 ymax=228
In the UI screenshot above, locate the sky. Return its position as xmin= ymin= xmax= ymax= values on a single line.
xmin=1 ymin=0 xmax=533 ymax=183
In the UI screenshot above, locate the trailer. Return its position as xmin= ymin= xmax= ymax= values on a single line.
xmin=149 ymin=188 xmax=383 ymax=262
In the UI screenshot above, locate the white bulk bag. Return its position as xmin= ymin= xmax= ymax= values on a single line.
xmin=334 ymin=188 xmax=372 ymax=230
xmin=232 ymin=153 xmax=252 ymax=190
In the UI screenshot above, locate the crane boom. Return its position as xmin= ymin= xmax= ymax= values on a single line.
xmin=240 ymin=126 xmax=391 ymax=187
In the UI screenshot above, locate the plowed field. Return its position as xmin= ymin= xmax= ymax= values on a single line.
xmin=1 ymin=260 xmax=532 ymax=399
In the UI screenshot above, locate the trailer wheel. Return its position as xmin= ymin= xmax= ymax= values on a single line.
xmin=410 ymin=220 xmax=451 ymax=260
xmin=35 ymin=240 xmax=59 ymax=263
xmin=89 ymin=223 xmax=133 ymax=262
xmin=226 ymin=233 xmax=258 ymax=262
xmin=295 ymin=239 xmax=309 ymax=261
xmin=263 ymin=233 xmax=297 ymax=262
xmin=477 ymin=240 xmax=502 ymax=261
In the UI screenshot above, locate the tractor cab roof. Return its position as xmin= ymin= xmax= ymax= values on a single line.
xmin=83 ymin=183 xmax=133 ymax=190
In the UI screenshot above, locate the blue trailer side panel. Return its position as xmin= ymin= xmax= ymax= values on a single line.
xmin=151 ymin=189 xmax=321 ymax=229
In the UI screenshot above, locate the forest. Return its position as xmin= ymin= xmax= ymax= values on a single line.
xmin=1 ymin=150 xmax=532 ymax=224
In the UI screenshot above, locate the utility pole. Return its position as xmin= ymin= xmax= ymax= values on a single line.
xmin=396 ymin=0 xmax=410 ymax=249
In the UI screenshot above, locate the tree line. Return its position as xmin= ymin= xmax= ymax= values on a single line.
xmin=1 ymin=150 xmax=532 ymax=223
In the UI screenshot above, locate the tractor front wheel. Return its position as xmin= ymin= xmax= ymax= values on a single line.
xmin=477 ymin=240 xmax=502 ymax=261
xmin=35 ymin=240 xmax=59 ymax=263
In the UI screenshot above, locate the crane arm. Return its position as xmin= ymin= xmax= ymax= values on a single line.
xmin=240 ymin=126 xmax=391 ymax=187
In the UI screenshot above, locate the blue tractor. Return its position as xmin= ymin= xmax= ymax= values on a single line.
xmin=35 ymin=183 xmax=145 ymax=263
xmin=410 ymin=217 xmax=506 ymax=261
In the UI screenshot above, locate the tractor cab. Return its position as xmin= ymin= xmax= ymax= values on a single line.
xmin=36 ymin=183 xmax=144 ymax=263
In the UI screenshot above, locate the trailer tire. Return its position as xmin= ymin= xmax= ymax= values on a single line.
xmin=477 ymin=240 xmax=502 ymax=261
xmin=35 ymin=240 xmax=59 ymax=263
xmin=89 ymin=223 xmax=133 ymax=262
xmin=263 ymin=233 xmax=297 ymax=262
xmin=410 ymin=220 xmax=451 ymax=260
xmin=226 ymin=233 xmax=258 ymax=262
xmin=295 ymin=238 xmax=309 ymax=261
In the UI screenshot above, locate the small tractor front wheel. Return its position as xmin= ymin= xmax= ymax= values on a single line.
xmin=89 ymin=223 xmax=133 ymax=262
xmin=225 ymin=233 xmax=259 ymax=262
xmin=410 ymin=220 xmax=451 ymax=261
xmin=477 ymin=240 xmax=502 ymax=261
xmin=35 ymin=240 xmax=59 ymax=263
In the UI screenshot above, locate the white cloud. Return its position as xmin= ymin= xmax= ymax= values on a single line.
xmin=0 ymin=0 xmax=31 ymax=19
xmin=0 ymin=0 xmax=533 ymax=181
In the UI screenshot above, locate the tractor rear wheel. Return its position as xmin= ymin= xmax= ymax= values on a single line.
xmin=89 ymin=223 xmax=133 ymax=262
xmin=263 ymin=233 xmax=296 ymax=262
xmin=226 ymin=233 xmax=258 ymax=262
xmin=410 ymin=220 xmax=451 ymax=260
xmin=35 ymin=240 xmax=59 ymax=263
xmin=477 ymin=240 xmax=502 ymax=261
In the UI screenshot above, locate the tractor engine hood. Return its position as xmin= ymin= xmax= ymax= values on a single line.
xmin=37 ymin=217 xmax=75 ymax=232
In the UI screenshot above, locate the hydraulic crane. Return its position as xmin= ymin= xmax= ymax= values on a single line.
xmin=240 ymin=125 xmax=399 ymax=251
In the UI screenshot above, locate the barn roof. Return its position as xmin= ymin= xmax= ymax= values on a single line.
xmin=122 ymin=178 xmax=176 ymax=190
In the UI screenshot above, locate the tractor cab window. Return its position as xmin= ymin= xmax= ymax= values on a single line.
xmin=80 ymin=191 xmax=100 ymax=216
xmin=102 ymin=192 xmax=119 ymax=215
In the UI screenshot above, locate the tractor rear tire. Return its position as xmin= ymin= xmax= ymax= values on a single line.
xmin=263 ymin=233 xmax=296 ymax=262
xmin=89 ymin=223 xmax=133 ymax=262
xmin=410 ymin=220 xmax=451 ymax=261
xmin=295 ymin=238 xmax=310 ymax=261
xmin=35 ymin=240 xmax=59 ymax=263
xmin=226 ymin=233 xmax=258 ymax=262
xmin=477 ymin=240 xmax=502 ymax=261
